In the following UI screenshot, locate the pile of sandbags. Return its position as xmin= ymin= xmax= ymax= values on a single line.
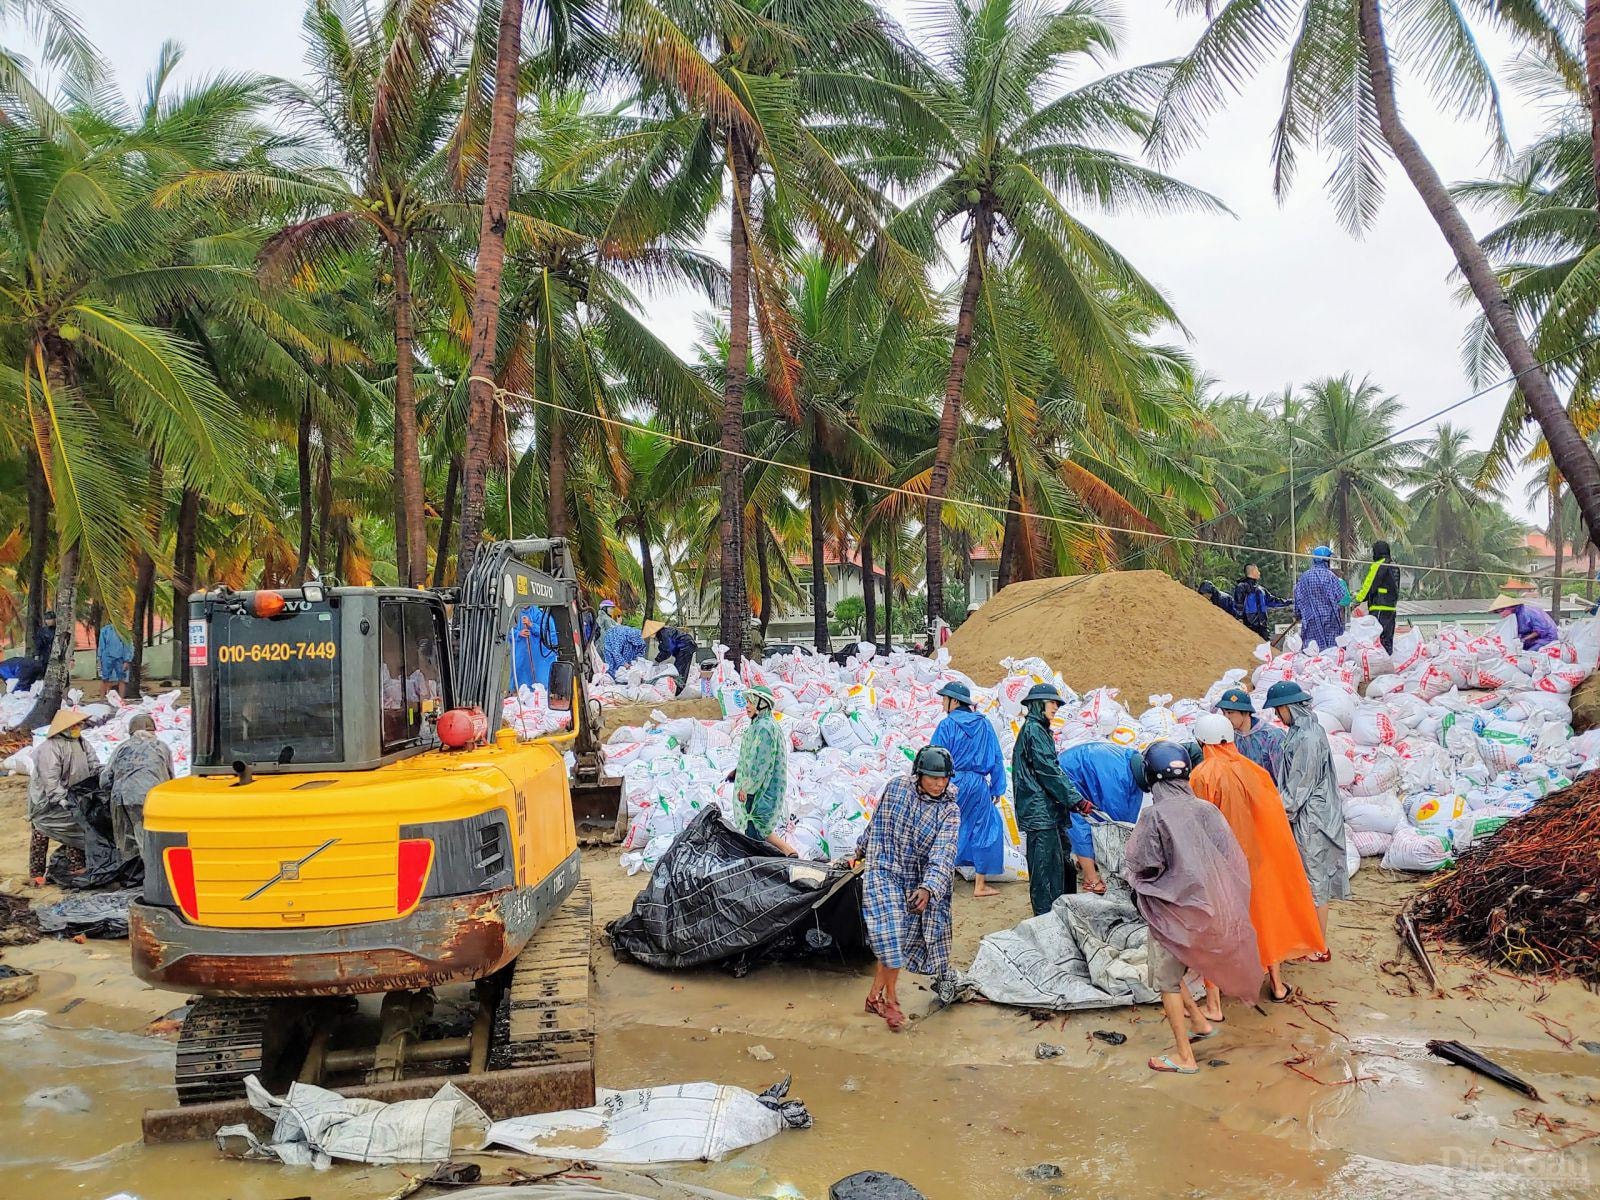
xmin=1 ymin=689 xmax=192 ymax=778
xmin=606 ymin=609 xmax=1600 ymax=879
xmin=1248 ymin=613 xmax=1600 ymax=871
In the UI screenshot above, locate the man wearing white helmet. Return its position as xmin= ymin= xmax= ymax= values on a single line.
xmin=1190 ymin=714 xmax=1323 ymax=1008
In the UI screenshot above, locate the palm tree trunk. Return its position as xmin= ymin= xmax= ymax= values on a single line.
xmin=173 ymin=485 xmax=199 ymax=688
xmin=808 ymin=428 xmax=830 ymax=653
xmin=755 ymin=514 xmax=773 ymax=637
xmin=1359 ymin=0 xmax=1600 ymax=546
xmin=637 ymin=523 xmax=657 ymax=621
xmin=130 ymin=456 xmax=162 ymax=692
xmin=861 ymin=529 xmax=878 ymax=647
xmin=457 ymin=0 xmax=525 ymax=576
xmin=1337 ymin=482 xmax=1353 ymax=564
xmin=926 ymin=217 xmax=989 ymax=628
xmin=720 ymin=134 xmax=755 ymax=660
xmin=20 ymin=339 xmax=79 ymax=730
xmin=1587 ymin=0 xmax=1600 ymax=212
xmin=294 ymin=389 xmax=314 ymax=584
xmin=24 ymin=445 xmax=48 ymax=637
xmin=390 ymin=234 xmax=425 ymax=587
xmin=316 ymin=437 xmax=334 ymax=576
xmin=997 ymin=453 xmax=1021 ymax=591
xmin=1552 ymin=486 xmax=1566 ymax=618
xmin=548 ymin=411 xmax=569 ymax=539
xmin=432 ymin=453 xmax=460 ymax=588
xmin=882 ymin=555 xmax=894 ymax=645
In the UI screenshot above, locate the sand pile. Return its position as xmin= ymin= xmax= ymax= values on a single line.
xmin=946 ymin=570 xmax=1262 ymax=711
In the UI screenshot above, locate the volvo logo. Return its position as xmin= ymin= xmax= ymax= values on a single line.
xmin=241 ymin=838 xmax=339 ymax=901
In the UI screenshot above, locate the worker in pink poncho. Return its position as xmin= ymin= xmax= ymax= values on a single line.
xmin=1123 ymin=740 xmax=1262 ymax=1075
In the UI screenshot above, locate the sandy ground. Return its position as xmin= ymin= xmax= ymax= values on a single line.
xmin=1 ymin=772 xmax=1598 ymax=1200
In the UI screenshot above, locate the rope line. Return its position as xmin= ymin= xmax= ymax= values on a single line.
xmin=472 ymin=374 xmax=1596 ymax=588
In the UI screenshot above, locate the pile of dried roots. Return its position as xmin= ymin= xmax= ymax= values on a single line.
xmin=1413 ymin=773 xmax=1600 ymax=986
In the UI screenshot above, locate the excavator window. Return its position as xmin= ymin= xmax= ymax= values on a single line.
xmin=198 ymin=606 xmax=343 ymax=768
xmin=379 ymin=598 xmax=449 ymax=753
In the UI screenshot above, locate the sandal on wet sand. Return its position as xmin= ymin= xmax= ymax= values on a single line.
xmin=884 ymin=1004 xmax=907 ymax=1033
xmin=1269 ymin=985 xmax=1293 ymax=1003
xmin=865 ymin=994 xmax=891 ymax=1019
xmin=1301 ymin=950 xmax=1332 ymax=964
xmin=1148 ymin=1055 xmax=1198 ymax=1075
xmin=1189 ymin=1029 xmax=1218 ymax=1042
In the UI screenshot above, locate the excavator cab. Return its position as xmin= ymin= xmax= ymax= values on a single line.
xmin=132 ymin=540 xmax=604 ymax=1140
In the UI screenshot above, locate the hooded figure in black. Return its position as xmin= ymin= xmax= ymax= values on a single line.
xmin=1352 ymin=540 xmax=1401 ymax=654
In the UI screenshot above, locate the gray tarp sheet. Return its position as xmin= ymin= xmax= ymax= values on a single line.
xmin=962 ymin=819 xmax=1162 ymax=1010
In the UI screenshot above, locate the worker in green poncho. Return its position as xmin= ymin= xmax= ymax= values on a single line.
xmin=1011 ymin=683 xmax=1089 ymax=915
xmin=733 ymin=684 xmax=796 ymax=856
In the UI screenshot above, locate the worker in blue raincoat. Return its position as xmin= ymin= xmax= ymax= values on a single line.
xmin=1058 ymin=741 xmax=1149 ymax=894
xmin=929 ymin=680 xmax=1008 ymax=899
xmin=510 ymin=604 xmax=557 ymax=692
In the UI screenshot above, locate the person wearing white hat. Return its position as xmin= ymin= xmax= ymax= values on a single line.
xmin=26 ymin=709 xmax=95 ymax=886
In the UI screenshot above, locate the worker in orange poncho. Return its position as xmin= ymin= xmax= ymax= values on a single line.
xmin=1190 ymin=714 xmax=1325 ymax=1007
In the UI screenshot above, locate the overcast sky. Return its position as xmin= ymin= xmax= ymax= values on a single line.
xmin=58 ymin=0 xmax=1555 ymax=519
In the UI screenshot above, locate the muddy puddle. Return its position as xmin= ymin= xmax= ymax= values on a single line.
xmin=1 ymin=835 xmax=1597 ymax=1199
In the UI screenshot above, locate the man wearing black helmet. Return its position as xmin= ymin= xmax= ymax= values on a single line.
xmin=1124 ymin=741 xmax=1262 ymax=1074
xmin=860 ymin=745 xmax=962 ymax=1032
xmin=1010 ymin=683 xmax=1089 ymax=915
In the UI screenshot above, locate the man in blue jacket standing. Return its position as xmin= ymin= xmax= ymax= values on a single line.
xmin=930 ymin=681 xmax=1008 ymax=899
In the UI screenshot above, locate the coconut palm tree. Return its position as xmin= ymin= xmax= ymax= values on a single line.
xmin=884 ymin=0 xmax=1223 ymax=624
xmin=1291 ymin=375 xmax=1413 ymax=562
xmin=1156 ymin=0 xmax=1600 ymax=548
xmin=456 ymin=0 xmax=610 ymax=575
xmin=1404 ymin=423 xmax=1501 ymax=599
xmin=0 ymin=74 xmax=266 ymax=725
xmin=596 ymin=0 xmax=930 ymax=658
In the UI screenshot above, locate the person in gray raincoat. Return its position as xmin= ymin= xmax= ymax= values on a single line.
xmin=27 ymin=708 xmax=95 ymax=885
xmin=101 ymin=713 xmax=174 ymax=865
xmin=1265 ymin=681 xmax=1347 ymax=959
xmin=1010 ymin=683 xmax=1087 ymax=915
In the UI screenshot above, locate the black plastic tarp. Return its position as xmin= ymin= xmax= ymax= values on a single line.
xmin=45 ymin=777 xmax=143 ymax=891
xmin=607 ymin=808 xmax=868 ymax=973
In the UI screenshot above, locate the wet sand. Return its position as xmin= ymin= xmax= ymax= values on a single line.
xmin=2 ymin=773 xmax=1598 ymax=1199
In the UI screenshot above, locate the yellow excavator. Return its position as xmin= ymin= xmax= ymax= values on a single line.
xmin=130 ymin=539 xmax=619 ymax=1140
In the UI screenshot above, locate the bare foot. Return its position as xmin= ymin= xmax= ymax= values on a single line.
xmin=973 ymin=885 xmax=1001 ymax=898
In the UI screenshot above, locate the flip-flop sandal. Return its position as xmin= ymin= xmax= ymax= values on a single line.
xmin=884 ymin=1005 xmax=907 ymax=1033
xmin=1148 ymin=1055 xmax=1198 ymax=1075
xmin=1189 ymin=1029 xmax=1219 ymax=1042
xmin=1269 ymin=985 xmax=1294 ymax=1003
xmin=865 ymin=994 xmax=891 ymax=1019
xmin=1301 ymin=950 xmax=1332 ymax=964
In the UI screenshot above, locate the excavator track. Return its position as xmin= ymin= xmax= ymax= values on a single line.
xmin=174 ymin=998 xmax=279 ymax=1106
xmin=489 ymin=880 xmax=594 ymax=1071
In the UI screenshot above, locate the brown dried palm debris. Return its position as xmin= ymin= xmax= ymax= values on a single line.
xmin=1413 ymin=773 xmax=1600 ymax=986
xmin=1 ymin=892 xmax=41 ymax=947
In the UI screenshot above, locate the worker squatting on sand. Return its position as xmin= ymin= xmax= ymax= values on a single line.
xmin=27 ymin=708 xmax=94 ymax=884
xmin=859 ymin=746 xmax=961 ymax=1033
xmin=1124 ymin=741 xmax=1261 ymax=1074
xmin=1191 ymin=714 xmax=1324 ymax=1007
